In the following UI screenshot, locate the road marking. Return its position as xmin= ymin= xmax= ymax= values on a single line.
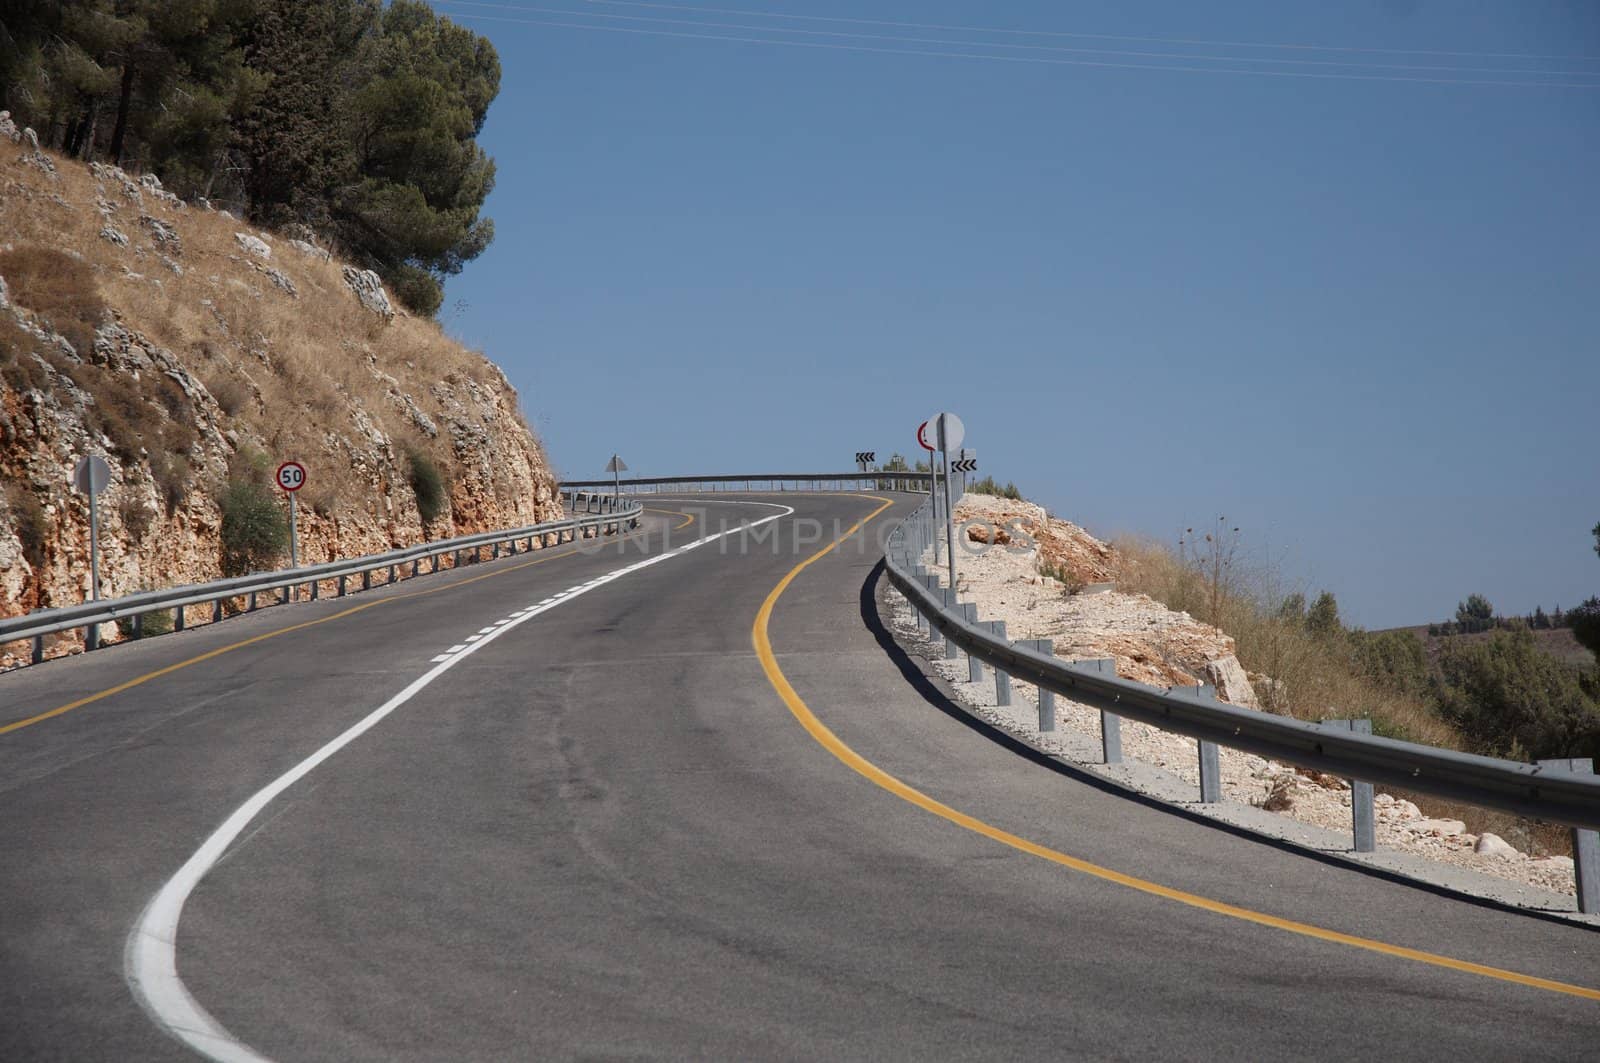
xmin=752 ymin=497 xmax=1600 ymax=1004
xmin=127 ymin=502 xmax=795 ymax=1062
xmin=0 ymin=507 xmax=699 ymax=738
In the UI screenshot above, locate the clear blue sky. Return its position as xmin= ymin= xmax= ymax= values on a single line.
xmin=436 ymin=0 xmax=1599 ymax=629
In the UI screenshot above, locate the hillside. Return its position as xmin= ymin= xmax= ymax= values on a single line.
xmin=0 ymin=120 xmax=560 ymax=664
xmin=1385 ymin=624 xmax=1594 ymax=670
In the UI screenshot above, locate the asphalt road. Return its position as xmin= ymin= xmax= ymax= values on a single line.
xmin=1 ymin=492 xmax=1596 ymax=1061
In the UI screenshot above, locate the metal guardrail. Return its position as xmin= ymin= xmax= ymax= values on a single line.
xmin=562 ymin=472 xmax=931 ymax=492
xmin=1 ymin=500 xmax=642 ymax=663
xmin=883 ymin=501 xmax=1600 ymax=838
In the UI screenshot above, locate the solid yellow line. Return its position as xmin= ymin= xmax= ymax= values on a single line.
xmin=751 ymin=496 xmax=1600 ymax=1003
xmin=1 ymin=510 xmax=696 ymax=738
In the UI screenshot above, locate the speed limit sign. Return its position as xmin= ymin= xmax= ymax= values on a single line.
xmin=275 ymin=461 xmax=306 ymax=492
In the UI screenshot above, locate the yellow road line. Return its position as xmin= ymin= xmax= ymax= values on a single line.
xmin=0 ymin=509 xmax=697 ymax=737
xmin=751 ymin=496 xmax=1600 ymax=1003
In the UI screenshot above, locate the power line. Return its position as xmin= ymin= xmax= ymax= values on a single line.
xmin=568 ymin=0 xmax=1600 ymax=62
xmin=434 ymin=6 xmax=1600 ymax=88
xmin=436 ymin=0 xmax=1600 ymax=77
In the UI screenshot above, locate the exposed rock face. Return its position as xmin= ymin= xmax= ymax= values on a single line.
xmin=0 ymin=111 xmax=19 ymax=144
xmin=234 ymin=232 xmax=271 ymax=258
xmin=0 ymin=138 xmax=562 ymax=669
xmin=343 ymin=267 xmax=395 ymax=319
xmin=1205 ymin=655 xmax=1259 ymax=708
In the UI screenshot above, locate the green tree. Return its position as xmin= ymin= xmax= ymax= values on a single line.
xmin=1436 ymin=628 xmax=1600 ymax=760
xmin=1570 ymin=597 xmax=1600 ymax=659
xmin=1349 ymin=628 xmax=1431 ymax=700
xmin=1306 ymin=591 xmax=1341 ymax=638
xmin=1275 ymin=592 xmax=1306 ymax=622
xmin=1453 ymin=593 xmax=1495 ymax=633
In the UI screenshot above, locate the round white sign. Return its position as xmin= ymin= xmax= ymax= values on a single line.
xmin=276 ymin=461 xmax=307 ymax=492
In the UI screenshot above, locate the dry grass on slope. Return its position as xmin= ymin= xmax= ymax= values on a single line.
xmin=0 ymin=147 xmax=528 ymax=522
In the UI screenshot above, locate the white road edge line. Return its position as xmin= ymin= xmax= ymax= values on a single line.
xmin=125 ymin=501 xmax=796 ymax=1063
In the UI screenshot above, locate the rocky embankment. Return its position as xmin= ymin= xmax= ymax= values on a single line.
xmin=0 ymin=118 xmax=561 ymax=666
xmin=911 ymin=493 xmax=1577 ymax=898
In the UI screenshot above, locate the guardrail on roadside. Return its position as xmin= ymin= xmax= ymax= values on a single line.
xmin=0 ymin=501 xmax=642 ymax=666
xmin=882 ymin=499 xmax=1600 ymax=911
xmin=561 ymin=472 xmax=932 ymax=493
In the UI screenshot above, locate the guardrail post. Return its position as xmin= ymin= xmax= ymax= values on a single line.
xmin=1070 ymin=658 xmax=1121 ymax=763
xmin=338 ymin=574 xmax=347 ymax=597
xmin=213 ymin=598 xmax=223 ymax=622
xmin=940 ymin=589 xmax=960 ymax=659
xmin=388 ymin=563 xmax=397 ymax=583
xmin=1019 ymin=638 xmax=1055 ymax=730
xmin=362 ymin=570 xmax=371 ymax=591
xmin=248 ymin=591 xmax=257 ymax=612
xmin=1323 ymin=719 xmax=1376 ymax=852
xmin=492 ymin=541 xmax=500 ymax=560
xmin=988 ymin=620 xmax=1011 ymax=706
xmin=1194 ymin=683 xmax=1222 ymax=803
xmin=309 ymin=579 xmax=318 ymax=602
xmin=32 ymin=634 xmax=44 ymax=664
xmin=413 ymin=558 xmax=422 ymax=575
xmin=961 ymin=604 xmax=981 ymax=682
xmin=132 ymin=612 xmax=143 ymax=640
xmin=174 ymin=606 xmax=185 ymax=632
xmin=85 ymin=622 xmax=99 ymax=651
xmin=1538 ymin=758 xmax=1598 ymax=914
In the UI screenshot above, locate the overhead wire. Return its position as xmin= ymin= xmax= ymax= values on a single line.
xmin=431 ymin=1 xmax=1600 ymax=88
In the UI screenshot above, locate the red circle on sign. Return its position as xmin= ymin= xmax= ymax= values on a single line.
xmin=917 ymin=420 xmax=934 ymax=451
xmin=276 ymin=461 xmax=307 ymax=492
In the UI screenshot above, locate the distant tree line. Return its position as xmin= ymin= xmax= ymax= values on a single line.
xmin=0 ymin=0 xmax=499 ymax=315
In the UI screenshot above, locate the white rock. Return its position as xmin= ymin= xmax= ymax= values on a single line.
xmin=342 ymin=266 xmax=394 ymax=319
xmin=0 ymin=110 xmax=19 ymax=144
xmin=234 ymin=232 xmax=271 ymax=258
xmin=1393 ymin=799 xmax=1421 ymax=820
xmin=1205 ymin=654 xmax=1259 ymax=708
xmin=1473 ymin=832 xmax=1520 ymax=859
xmin=99 ymin=226 xmax=129 ymax=248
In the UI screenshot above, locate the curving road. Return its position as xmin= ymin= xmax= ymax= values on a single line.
xmin=1 ymin=492 xmax=1596 ymax=1060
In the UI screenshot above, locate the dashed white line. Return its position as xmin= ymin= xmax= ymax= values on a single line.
xmin=126 ymin=501 xmax=796 ymax=1063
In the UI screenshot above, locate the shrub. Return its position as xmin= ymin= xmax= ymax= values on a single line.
xmin=968 ymin=475 xmax=1022 ymax=500
xmin=118 ymin=495 xmax=153 ymax=539
xmin=115 ymin=608 xmax=175 ymax=640
xmin=205 ymin=373 xmax=250 ymax=416
xmin=1436 ymin=628 xmax=1600 ymax=761
xmin=407 ymin=448 xmax=448 ymax=527
xmin=219 ymin=477 xmax=288 ymax=576
xmin=6 ymin=484 xmax=50 ymax=570
xmin=0 ymin=247 xmax=107 ymax=357
xmin=1569 ymin=598 xmax=1600 ymax=659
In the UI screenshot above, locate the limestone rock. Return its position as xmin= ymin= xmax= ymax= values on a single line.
xmin=0 ymin=111 xmax=19 ymax=144
xmin=342 ymin=267 xmax=394 ymax=319
xmin=18 ymin=128 xmax=56 ymax=177
xmin=139 ymin=215 xmax=181 ymax=255
xmin=234 ymin=232 xmax=271 ymax=259
xmin=289 ymin=238 xmax=331 ymax=262
xmin=99 ymin=226 xmax=129 ymax=248
xmin=1474 ymin=832 xmax=1519 ymax=859
xmin=263 ymin=267 xmax=297 ymax=297
xmin=1204 ymin=654 xmax=1259 ymax=708
xmin=1404 ymin=818 xmax=1467 ymax=837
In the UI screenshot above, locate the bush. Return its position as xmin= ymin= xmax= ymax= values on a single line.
xmin=115 ymin=608 xmax=175 ymax=640
xmin=1570 ymin=598 xmax=1600 ymax=659
xmin=1436 ymin=628 xmax=1600 ymax=761
xmin=6 ymin=484 xmax=50 ymax=570
xmin=968 ymin=475 xmax=1022 ymax=500
xmin=407 ymin=448 xmax=448 ymax=527
xmin=219 ymin=478 xmax=288 ymax=576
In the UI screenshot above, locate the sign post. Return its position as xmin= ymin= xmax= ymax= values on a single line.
xmin=275 ymin=462 xmax=306 ymax=585
xmin=917 ymin=420 xmax=939 ymax=562
xmin=605 ymin=454 xmax=628 ymax=500
xmin=73 ymin=455 xmax=110 ymax=648
xmin=954 ymin=449 xmax=977 ymax=495
xmin=932 ymin=412 xmax=965 ymax=593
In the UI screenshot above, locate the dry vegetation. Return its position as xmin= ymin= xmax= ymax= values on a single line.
xmin=1110 ymin=531 xmax=1572 ymax=855
xmin=0 ymin=147 xmax=516 ymax=521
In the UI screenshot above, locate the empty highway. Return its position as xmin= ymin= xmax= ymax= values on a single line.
xmin=2 ymin=493 xmax=1596 ymax=1060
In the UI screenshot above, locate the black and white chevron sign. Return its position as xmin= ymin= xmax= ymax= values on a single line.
xmin=952 ymin=458 xmax=977 ymax=473
xmin=855 ymin=451 xmax=876 ymax=464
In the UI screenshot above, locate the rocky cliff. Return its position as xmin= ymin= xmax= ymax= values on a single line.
xmin=0 ymin=118 xmax=561 ymax=665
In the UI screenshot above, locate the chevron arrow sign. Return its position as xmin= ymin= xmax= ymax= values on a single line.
xmin=855 ymin=451 xmax=876 ymax=464
xmin=952 ymin=458 xmax=977 ymax=473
